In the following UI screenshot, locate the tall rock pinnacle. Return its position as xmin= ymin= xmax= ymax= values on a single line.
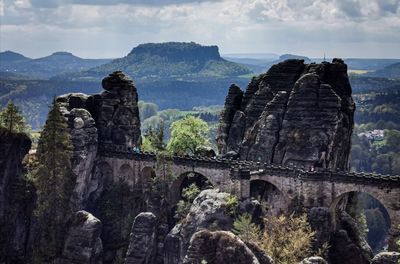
xmin=217 ymin=59 xmax=355 ymax=171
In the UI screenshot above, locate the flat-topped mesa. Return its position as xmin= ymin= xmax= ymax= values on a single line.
xmin=217 ymin=59 xmax=355 ymax=171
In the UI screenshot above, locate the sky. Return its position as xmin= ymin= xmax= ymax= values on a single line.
xmin=0 ymin=0 xmax=399 ymax=59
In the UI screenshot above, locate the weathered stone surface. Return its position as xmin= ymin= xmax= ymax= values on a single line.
xmin=61 ymin=210 xmax=103 ymax=264
xmin=238 ymin=198 xmax=263 ymax=224
xmin=371 ymin=252 xmax=400 ymax=264
xmin=183 ymin=230 xmax=260 ymax=264
xmin=218 ymin=59 xmax=355 ymax=171
xmin=245 ymin=241 xmax=275 ymax=264
xmin=216 ymin=84 xmax=243 ymax=154
xmin=0 ymin=128 xmax=33 ymax=263
xmin=329 ymin=211 xmax=373 ymax=264
xmin=180 ymin=189 xmax=235 ymax=249
xmin=57 ymin=95 xmax=99 ymax=211
xmin=164 ymin=189 xmax=236 ymax=264
xmin=125 ymin=212 xmax=157 ymax=264
xmin=299 ymin=256 xmax=328 ymax=264
xmin=308 ymin=207 xmax=331 ymax=250
xmin=89 ymin=71 xmax=141 ymax=148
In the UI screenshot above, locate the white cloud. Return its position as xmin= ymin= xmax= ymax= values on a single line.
xmin=0 ymin=0 xmax=399 ymax=58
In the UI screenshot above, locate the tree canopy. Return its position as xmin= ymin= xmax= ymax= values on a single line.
xmin=166 ymin=115 xmax=209 ymax=155
xmin=0 ymin=101 xmax=29 ymax=133
xmin=32 ymin=100 xmax=74 ymax=262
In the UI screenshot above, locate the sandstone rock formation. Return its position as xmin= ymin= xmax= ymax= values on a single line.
xmin=61 ymin=210 xmax=103 ymax=264
xmin=57 ymin=93 xmax=99 ymax=210
xmin=183 ymin=230 xmax=261 ymax=264
xmin=370 ymin=252 xmax=400 ymax=264
xmin=125 ymin=212 xmax=157 ymax=264
xmin=329 ymin=211 xmax=373 ymax=264
xmin=89 ymin=71 xmax=141 ymax=148
xmin=308 ymin=207 xmax=331 ymax=250
xmin=164 ymin=189 xmax=236 ymax=264
xmin=164 ymin=189 xmax=271 ymax=264
xmin=0 ymin=128 xmax=33 ymax=263
xmin=217 ymin=59 xmax=355 ymax=171
xmin=56 ymin=71 xmax=141 ymax=210
xmin=299 ymin=256 xmax=328 ymax=264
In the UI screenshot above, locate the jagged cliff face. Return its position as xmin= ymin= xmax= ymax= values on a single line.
xmin=57 ymin=71 xmax=141 ymax=210
xmin=0 ymin=128 xmax=33 ymax=263
xmin=217 ymin=59 xmax=355 ymax=171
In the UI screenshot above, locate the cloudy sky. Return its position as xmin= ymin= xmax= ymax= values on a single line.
xmin=0 ymin=0 xmax=399 ymax=58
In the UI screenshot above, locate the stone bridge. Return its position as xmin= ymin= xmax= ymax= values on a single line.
xmin=96 ymin=144 xmax=400 ymax=247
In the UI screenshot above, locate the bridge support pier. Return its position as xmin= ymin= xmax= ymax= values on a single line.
xmin=231 ymin=169 xmax=251 ymax=199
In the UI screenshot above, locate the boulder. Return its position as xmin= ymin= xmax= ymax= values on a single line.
xmin=183 ymin=230 xmax=260 ymax=264
xmin=164 ymin=189 xmax=236 ymax=264
xmin=299 ymin=256 xmax=328 ymax=264
xmin=308 ymin=207 xmax=331 ymax=249
xmin=217 ymin=59 xmax=355 ymax=171
xmin=125 ymin=212 xmax=157 ymax=264
xmin=61 ymin=210 xmax=103 ymax=264
xmin=371 ymin=252 xmax=400 ymax=264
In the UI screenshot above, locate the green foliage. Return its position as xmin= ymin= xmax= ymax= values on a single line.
xmin=175 ymin=183 xmax=201 ymax=220
xmin=233 ymin=213 xmax=316 ymax=264
xmin=225 ymin=194 xmax=239 ymax=217
xmin=95 ymin=178 xmax=145 ymax=262
xmin=167 ymin=115 xmax=209 ymax=155
xmin=233 ymin=214 xmax=260 ymax=242
xmin=0 ymin=100 xmax=29 ymax=133
xmin=31 ymin=100 xmax=74 ymax=262
xmin=347 ymin=196 xmax=369 ymax=239
xmin=141 ymin=121 xmax=165 ymax=153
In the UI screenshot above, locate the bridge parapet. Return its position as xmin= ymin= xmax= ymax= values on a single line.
xmin=249 ymin=163 xmax=400 ymax=187
xmin=97 ymin=143 xmax=400 ymax=186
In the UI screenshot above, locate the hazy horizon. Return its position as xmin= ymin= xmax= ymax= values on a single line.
xmin=1 ymin=0 xmax=399 ymax=59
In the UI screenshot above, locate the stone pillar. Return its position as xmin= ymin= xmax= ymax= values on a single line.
xmin=240 ymin=170 xmax=251 ymax=199
xmin=231 ymin=169 xmax=251 ymax=199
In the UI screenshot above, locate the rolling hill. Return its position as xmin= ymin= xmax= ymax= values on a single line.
xmin=0 ymin=51 xmax=111 ymax=79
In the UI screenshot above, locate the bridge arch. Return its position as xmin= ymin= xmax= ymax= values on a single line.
xmin=118 ymin=163 xmax=133 ymax=185
xmin=170 ymin=171 xmax=214 ymax=204
xmin=250 ymin=179 xmax=289 ymax=216
xmin=330 ymin=191 xmax=391 ymax=252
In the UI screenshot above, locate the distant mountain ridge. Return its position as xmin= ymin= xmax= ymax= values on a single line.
xmin=56 ymin=42 xmax=251 ymax=81
xmin=0 ymin=51 xmax=111 ymax=79
xmin=365 ymin=62 xmax=400 ymax=79
xmin=0 ymin=51 xmax=31 ymax=62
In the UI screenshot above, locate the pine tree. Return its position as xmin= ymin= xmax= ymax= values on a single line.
xmin=32 ymin=100 xmax=74 ymax=262
xmin=0 ymin=101 xmax=29 ymax=133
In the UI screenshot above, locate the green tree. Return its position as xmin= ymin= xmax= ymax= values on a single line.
xmin=167 ymin=115 xmax=209 ymax=155
xmin=0 ymin=101 xmax=29 ymax=133
xmin=32 ymin=100 xmax=74 ymax=262
xmin=175 ymin=183 xmax=201 ymax=220
xmin=233 ymin=214 xmax=260 ymax=242
xmin=141 ymin=120 xmax=165 ymax=153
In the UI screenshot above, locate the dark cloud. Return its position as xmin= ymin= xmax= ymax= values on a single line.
xmin=377 ymin=0 xmax=399 ymax=14
xmin=335 ymin=0 xmax=363 ymax=18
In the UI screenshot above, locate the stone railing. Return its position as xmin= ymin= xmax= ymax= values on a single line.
xmin=97 ymin=143 xmax=400 ymax=186
xmin=250 ymin=163 xmax=400 ymax=187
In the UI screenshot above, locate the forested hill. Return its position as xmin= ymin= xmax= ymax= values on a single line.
xmin=55 ymin=42 xmax=251 ymax=81
xmin=0 ymin=51 xmax=111 ymax=79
